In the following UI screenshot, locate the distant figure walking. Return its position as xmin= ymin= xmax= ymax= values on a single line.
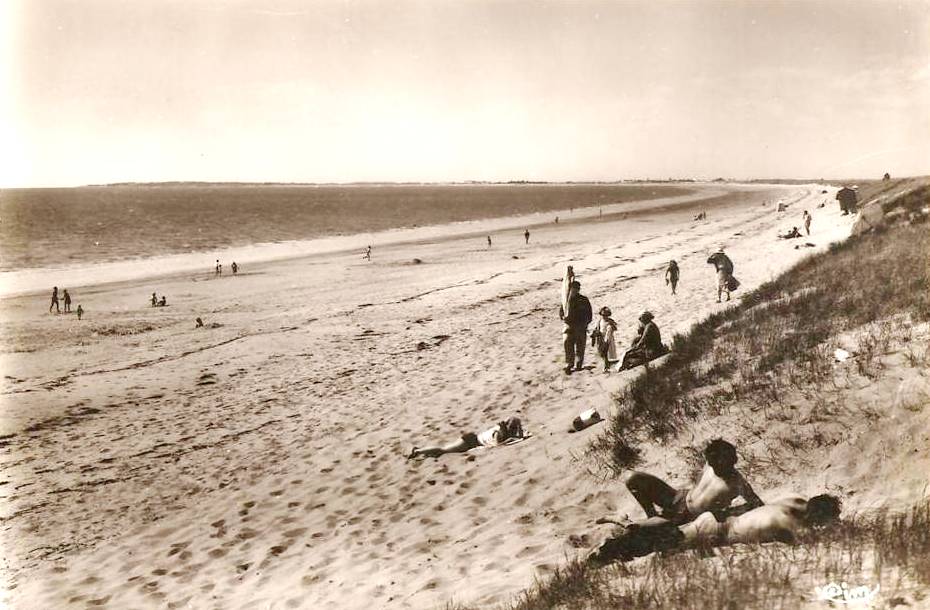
xmin=76 ymin=304 xmax=84 ymax=320
xmin=665 ymin=260 xmax=680 ymax=295
xmin=707 ymin=247 xmax=735 ymax=303
xmin=487 ymin=235 xmax=492 ymax=248
xmin=555 ymin=216 xmax=559 ymax=224
xmin=524 ymin=229 xmax=530 ymax=244
xmin=231 ymin=261 xmax=238 ymax=275
xmin=49 ymin=286 xmax=60 ymax=314
xmin=591 ymin=307 xmax=618 ymax=372
xmin=559 ymin=280 xmax=593 ymax=374
xmin=62 ymin=289 xmax=72 ymax=313
xmin=802 ymin=210 xmax=812 ymax=235
xmin=151 ymin=292 xmax=158 ymax=307
xmin=364 ymin=245 xmax=372 ymax=261
xmin=835 ymin=186 xmax=858 ymax=216
xmin=215 ymin=259 xmax=222 ymax=275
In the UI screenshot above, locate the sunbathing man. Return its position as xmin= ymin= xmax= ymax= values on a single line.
xmin=620 ymin=439 xmax=762 ymax=526
xmin=587 ymin=493 xmax=841 ymax=565
xmin=408 ymin=417 xmax=524 ymax=459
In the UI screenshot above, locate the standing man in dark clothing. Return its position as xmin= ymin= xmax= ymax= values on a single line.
xmin=707 ymin=247 xmax=735 ymax=303
xmin=559 ymin=280 xmax=593 ymax=374
xmin=62 ymin=289 xmax=72 ymax=313
xmin=524 ymin=229 xmax=530 ymax=244
xmin=49 ymin=286 xmax=60 ymax=313
xmin=835 ymin=186 xmax=858 ymax=215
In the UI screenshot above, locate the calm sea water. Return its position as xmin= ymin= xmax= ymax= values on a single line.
xmin=0 ymin=184 xmax=688 ymax=272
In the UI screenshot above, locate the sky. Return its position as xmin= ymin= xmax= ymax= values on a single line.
xmin=2 ymin=0 xmax=929 ymax=186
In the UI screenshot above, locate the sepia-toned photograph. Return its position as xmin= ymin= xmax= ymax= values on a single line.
xmin=1 ymin=1 xmax=928 ymax=608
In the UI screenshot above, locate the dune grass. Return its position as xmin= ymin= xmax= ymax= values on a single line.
xmin=587 ymin=217 xmax=929 ymax=475
xmin=454 ymin=187 xmax=930 ymax=610
xmin=495 ymin=500 xmax=930 ymax=610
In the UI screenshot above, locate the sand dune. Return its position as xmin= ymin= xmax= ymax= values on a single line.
xmin=0 ymin=184 xmax=858 ymax=609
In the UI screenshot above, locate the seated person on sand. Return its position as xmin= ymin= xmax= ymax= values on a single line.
xmin=587 ymin=494 xmax=841 ymax=565
xmin=617 ymin=311 xmax=668 ymax=370
xmin=778 ymin=226 xmax=803 ymax=239
xmin=408 ymin=417 xmax=524 ymax=459
xmin=617 ymin=439 xmax=762 ymax=526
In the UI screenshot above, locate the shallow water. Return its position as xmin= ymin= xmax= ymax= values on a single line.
xmin=0 ymin=184 xmax=689 ymax=272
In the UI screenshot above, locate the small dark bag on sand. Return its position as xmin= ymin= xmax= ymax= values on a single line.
xmin=727 ymin=276 xmax=741 ymax=291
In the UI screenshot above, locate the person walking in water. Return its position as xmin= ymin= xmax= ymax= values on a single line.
xmin=49 ymin=286 xmax=60 ymax=314
xmin=559 ymin=280 xmax=593 ymax=374
xmin=665 ymin=260 xmax=680 ymax=295
xmin=802 ymin=210 xmax=812 ymax=235
xmin=364 ymin=245 xmax=372 ymax=261
xmin=62 ymin=289 xmax=72 ymax=313
xmin=707 ymin=247 xmax=735 ymax=303
xmin=215 ymin=259 xmax=222 ymax=275
xmin=524 ymin=229 xmax=530 ymax=244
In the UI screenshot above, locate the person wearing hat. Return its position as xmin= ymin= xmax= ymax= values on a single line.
xmin=618 ymin=310 xmax=665 ymax=370
xmin=591 ymin=306 xmax=618 ymax=373
xmin=706 ymin=247 xmax=735 ymax=303
xmin=559 ymin=279 xmax=593 ymax=374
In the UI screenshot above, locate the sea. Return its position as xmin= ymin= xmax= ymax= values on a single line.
xmin=0 ymin=183 xmax=690 ymax=297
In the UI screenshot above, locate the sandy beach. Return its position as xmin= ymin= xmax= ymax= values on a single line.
xmin=1 ymin=183 xmax=862 ymax=609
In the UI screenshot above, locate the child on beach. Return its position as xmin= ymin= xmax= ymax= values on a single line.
xmin=408 ymin=417 xmax=525 ymax=459
xmin=76 ymin=304 xmax=83 ymax=320
xmin=159 ymin=296 xmax=167 ymax=307
xmin=591 ymin=307 xmax=618 ymax=372
xmin=665 ymin=260 xmax=679 ymax=295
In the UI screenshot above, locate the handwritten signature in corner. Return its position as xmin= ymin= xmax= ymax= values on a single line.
xmin=814 ymin=581 xmax=880 ymax=605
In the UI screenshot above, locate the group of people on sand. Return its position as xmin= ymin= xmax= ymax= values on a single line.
xmin=49 ymin=286 xmax=82 ymax=319
xmin=215 ymin=260 xmax=239 ymax=275
xmin=778 ymin=210 xmax=814 ymax=240
xmin=150 ymin=292 xmax=168 ymax=307
xmin=587 ymin=438 xmax=841 ymax=564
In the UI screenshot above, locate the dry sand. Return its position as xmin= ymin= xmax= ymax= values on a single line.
xmin=0 ymin=184 xmax=864 ymax=609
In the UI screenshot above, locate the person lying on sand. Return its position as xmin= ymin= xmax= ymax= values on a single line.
xmin=616 ymin=439 xmax=763 ymax=526
xmin=408 ymin=417 xmax=525 ymax=459
xmin=587 ymin=494 xmax=841 ymax=565
xmin=617 ymin=311 xmax=667 ymax=370
xmin=778 ymin=226 xmax=803 ymax=239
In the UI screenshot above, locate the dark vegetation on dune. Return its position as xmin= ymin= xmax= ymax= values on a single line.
xmin=469 ymin=500 xmax=930 ymax=610
xmin=451 ymin=185 xmax=930 ymax=610
xmin=589 ymin=217 xmax=928 ymax=474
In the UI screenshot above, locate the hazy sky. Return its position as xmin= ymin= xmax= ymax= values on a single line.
xmin=2 ymin=0 xmax=928 ymax=186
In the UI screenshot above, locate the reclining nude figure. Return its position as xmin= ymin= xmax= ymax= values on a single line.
xmin=612 ymin=439 xmax=763 ymax=526
xmin=408 ymin=417 xmax=525 ymax=459
xmin=587 ymin=494 xmax=841 ymax=565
